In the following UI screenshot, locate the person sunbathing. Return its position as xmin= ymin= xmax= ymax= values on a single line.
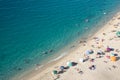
xmin=90 ymin=59 xmax=94 ymax=62
xmin=89 ymin=65 xmax=96 ymax=70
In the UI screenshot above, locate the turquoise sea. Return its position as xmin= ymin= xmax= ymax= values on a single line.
xmin=0 ymin=0 xmax=120 ymax=80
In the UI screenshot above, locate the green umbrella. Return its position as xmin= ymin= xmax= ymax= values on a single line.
xmin=53 ymin=70 xmax=57 ymax=75
xmin=116 ymin=31 xmax=120 ymax=37
xmin=67 ymin=62 xmax=73 ymax=67
xmin=110 ymin=53 xmax=114 ymax=56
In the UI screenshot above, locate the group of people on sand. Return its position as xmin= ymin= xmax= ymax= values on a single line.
xmin=52 ymin=45 xmax=119 ymax=79
xmin=52 ymin=30 xmax=120 ymax=79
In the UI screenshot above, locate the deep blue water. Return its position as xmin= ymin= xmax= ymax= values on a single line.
xmin=0 ymin=0 xmax=120 ymax=80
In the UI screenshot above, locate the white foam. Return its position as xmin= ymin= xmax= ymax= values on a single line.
xmin=35 ymin=65 xmax=44 ymax=70
xmin=48 ymin=52 xmax=68 ymax=63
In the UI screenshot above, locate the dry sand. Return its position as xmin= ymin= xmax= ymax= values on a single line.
xmin=12 ymin=12 xmax=120 ymax=80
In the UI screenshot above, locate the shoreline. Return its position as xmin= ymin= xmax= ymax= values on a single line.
xmin=12 ymin=12 xmax=120 ymax=80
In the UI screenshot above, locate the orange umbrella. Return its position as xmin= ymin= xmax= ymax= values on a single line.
xmin=110 ymin=56 xmax=117 ymax=61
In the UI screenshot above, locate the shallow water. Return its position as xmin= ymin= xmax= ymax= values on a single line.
xmin=0 ymin=0 xmax=120 ymax=80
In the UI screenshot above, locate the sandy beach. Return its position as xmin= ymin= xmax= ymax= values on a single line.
xmin=12 ymin=12 xmax=120 ymax=80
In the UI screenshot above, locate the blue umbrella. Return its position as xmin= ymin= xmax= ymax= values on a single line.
xmin=85 ymin=50 xmax=91 ymax=55
xmin=60 ymin=66 xmax=64 ymax=71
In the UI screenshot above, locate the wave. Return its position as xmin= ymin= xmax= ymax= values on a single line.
xmin=48 ymin=52 xmax=68 ymax=63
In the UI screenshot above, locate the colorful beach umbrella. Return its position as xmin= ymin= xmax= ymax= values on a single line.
xmin=98 ymin=50 xmax=103 ymax=53
xmin=110 ymin=56 xmax=117 ymax=62
xmin=106 ymin=47 xmax=111 ymax=52
xmin=116 ymin=31 xmax=120 ymax=37
xmin=79 ymin=58 xmax=84 ymax=62
xmin=53 ymin=70 xmax=57 ymax=75
xmin=97 ymin=50 xmax=103 ymax=54
xmin=85 ymin=50 xmax=90 ymax=55
xmin=60 ymin=66 xmax=64 ymax=71
xmin=106 ymin=55 xmax=110 ymax=59
xmin=67 ymin=62 xmax=73 ymax=67
xmin=110 ymin=53 xmax=115 ymax=56
xmin=85 ymin=50 xmax=93 ymax=55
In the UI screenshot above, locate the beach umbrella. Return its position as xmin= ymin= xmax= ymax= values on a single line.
xmin=106 ymin=47 xmax=111 ymax=52
xmin=116 ymin=31 xmax=120 ymax=37
xmin=110 ymin=56 xmax=117 ymax=61
xmin=98 ymin=50 xmax=103 ymax=53
xmin=67 ymin=62 xmax=73 ymax=67
xmin=85 ymin=50 xmax=90 ymax=55
xmin=89 ymin=49 xmax=93 ymax=53
xmin=110 ymin=53 xmax=114 ymax=57
xmin=106 ymin=55 xmax=110 ymax=59
xmin=97 ymin=50 xmax=103 ymax=55
xmin=52 ymin=70 xmax=57 ymax=75
xmin=60 ymin=66 xmax=64 ymax=71
xmin=85 ymin=50 xmax=93 ymax=55
xmin=79 ymin=58 xmax=84 ymax=62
